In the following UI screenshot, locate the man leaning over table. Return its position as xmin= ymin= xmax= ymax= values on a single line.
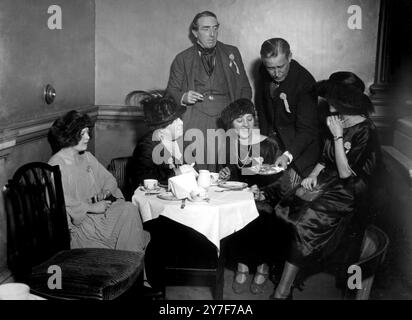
xmin=256 ymin=37 xmax=320 ymax=186
xmin=250 ymin=38 xmax=321 ymax=288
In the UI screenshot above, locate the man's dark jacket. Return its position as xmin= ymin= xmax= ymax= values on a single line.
xmin=256 ymin=59 xmax=320 ymax=177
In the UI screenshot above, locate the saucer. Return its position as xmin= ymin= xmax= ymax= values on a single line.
xmin=157 ymin=192 xmax=181 ymax=201
xmin=28 ymin=293 xmax=46 ymax=300
xmin=218 ymin=181 xmax=248 ymax=190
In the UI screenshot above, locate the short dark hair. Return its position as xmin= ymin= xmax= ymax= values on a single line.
xmin=48 ymin=110 xmax=93 ymax=153
xmin=191 ymin=11 xmax=217 ymax=31
xmin=220 ymin=99 xmax=256 ymax=130
xmin=260 ymin=38 xmax=291 ymax=59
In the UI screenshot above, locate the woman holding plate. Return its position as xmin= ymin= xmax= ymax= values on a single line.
xmin=218 ymin=98 xmax=283 ymax=187
xmin=218 ymin=98 xmax=283 ymax=295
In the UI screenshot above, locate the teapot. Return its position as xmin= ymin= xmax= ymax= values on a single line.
xmin=197 ymin=170 xmax=211 ymax=189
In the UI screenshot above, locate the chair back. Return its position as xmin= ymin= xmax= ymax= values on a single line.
xmin=4 ymin=162 xmax=70 ymax=279
xmin=358 ymin=225 xmax=389 ymax=278
xmin=343 ymin=225 xmax=389 ymax=299
xmin=107 ymin=157 xmax=133 ymax=200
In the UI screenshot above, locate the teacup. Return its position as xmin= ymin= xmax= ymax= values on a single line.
xmin=143 ymin=179 xmax=158 ymax=190
xmin=0 ymin=283 xmax=30 ymax=300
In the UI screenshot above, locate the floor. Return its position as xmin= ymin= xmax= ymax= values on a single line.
xmin=164 ymin=172 xmax=412 ymax=300
xmin=154 ymin=157 xmax=412 ymax=301
xmin=166 ymin=268 xmax=343 ymax=300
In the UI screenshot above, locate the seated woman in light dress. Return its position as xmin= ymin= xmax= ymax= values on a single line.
xmin=48 ymin=110 xmax=149 ymax=253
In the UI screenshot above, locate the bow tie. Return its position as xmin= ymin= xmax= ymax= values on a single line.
xmin=197 ymin=43 xmax=216 ymax=56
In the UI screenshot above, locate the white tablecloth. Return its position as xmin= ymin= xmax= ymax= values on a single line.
xmin=132 ymin=186 xmax=259 ymax=251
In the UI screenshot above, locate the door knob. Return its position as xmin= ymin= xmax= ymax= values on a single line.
xmin=44 ymin=84 xmax=56 ymax=104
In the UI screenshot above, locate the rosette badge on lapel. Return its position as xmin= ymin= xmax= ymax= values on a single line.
xmin=228 ymin=53 xmax=240 ymax=75
xmin=279 ymin=93 xmax=291 ymax=113
xmin=344 ymin=141 xmax=352 ymax=154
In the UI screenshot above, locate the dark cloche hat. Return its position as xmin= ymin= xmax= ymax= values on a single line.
xmin=316 ymin=71 xmax=374 ymax=116
xmin=127 ymin=90 xmax=186 ymax=128
xmin=220 ymin=98 xmax=256 ymax=129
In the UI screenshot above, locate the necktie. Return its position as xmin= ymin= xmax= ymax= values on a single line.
xmin=270 ymin=80 xmax=280 ymax=99
xmin=197 ymin=43 xmax=216 ymax=76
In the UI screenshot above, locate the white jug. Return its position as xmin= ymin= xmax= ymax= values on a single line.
xmin=197 ymin=170 xmax=211 ymax=189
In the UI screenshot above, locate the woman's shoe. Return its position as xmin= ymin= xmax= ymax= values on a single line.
xmin=250 ymin=270 xmax=269 ymax=294
xmin=269 ymin=286 xmax=294 ymax=300
xmin=232 ymin=270 xmax=250 ymax=294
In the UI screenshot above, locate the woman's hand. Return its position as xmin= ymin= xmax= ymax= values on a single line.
xmin=327 ymin=115 xmax=344 ymax=138
xmin=88 ymin=201 xmax=111 ymax=214
xmin=219 ymin=167 xmax=231 ymax=180
xmin=249 ymin=184 xmax=265 ymax=201
xmin=95 ymin=190 xmax=111 ymax=202
xmin=301 ymin=175 xmax=317 ymax=191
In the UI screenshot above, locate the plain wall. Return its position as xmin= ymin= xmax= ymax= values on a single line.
xmin=0 ymin=0 xmax=95 ymax=127
xmin=0 ymin=0 xmax=95 ymax=280
xmin=95 ymin=0 xmax=380 ymax=105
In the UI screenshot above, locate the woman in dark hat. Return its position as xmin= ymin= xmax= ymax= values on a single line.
xmin=128 ymin=91 xmax=196 ymax=189
xmin=267 ymin=71 xmax=383 ymax=299
xmin=129 ymin=92 xmax=215 ymax=292
xmin=48 ymin=110 xmax=149 ymax=252
xmin=218 ymin=98 xmax=283 ymax=295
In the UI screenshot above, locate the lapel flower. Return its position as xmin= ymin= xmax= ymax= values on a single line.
xmin=86 ymin=165 xmax=92 ymax=173
xmin=279 ymin=93 xmax=291 ymax=113
xmin=228 ymin=53 xmax=240 ymax=75
xmin=344 ymin=141 xmax=351 ymax=154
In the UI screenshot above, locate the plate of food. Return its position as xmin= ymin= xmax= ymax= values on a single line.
xmin=217 ymin=181 xmax=248 ymax=190
xmin=157 ymin=192 xmax=181 ymax=201
xmin=253 ymin=164 xmax=285 ymax=175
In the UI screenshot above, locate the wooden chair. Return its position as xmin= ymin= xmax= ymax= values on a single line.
xmin=3 ymin=162 xmax=144 ymax=300
xmin=107 ymin=156 xmax=133 ymax=201
xmin=343 ymin=225 xmax=389 ymax=300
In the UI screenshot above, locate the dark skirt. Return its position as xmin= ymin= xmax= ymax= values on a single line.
xmin=275 ymin=169 xmax=366 ymax=269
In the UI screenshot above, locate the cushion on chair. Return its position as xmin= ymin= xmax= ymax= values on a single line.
xmin=29 ymin=248 xmax=144 ymax=300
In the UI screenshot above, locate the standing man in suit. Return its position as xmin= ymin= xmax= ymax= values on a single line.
xmin=257 ymin=38 xmax=320 ymax=182
xmin=166 ymin=11 xmax=252 ymax=171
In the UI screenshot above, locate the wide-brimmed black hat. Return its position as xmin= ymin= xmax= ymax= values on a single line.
xmin=130 ymin=91 xmax=186 ymax=128
xmin=316 ymin=71 xmax=374 ymax=116
xmin=220 ymin=98 xmax=256 ymax=129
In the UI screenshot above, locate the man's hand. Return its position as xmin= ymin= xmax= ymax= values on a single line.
xmin=274 ymin=154 xmax=289 ymax=170
xmin=182 ymin=90 xmax=204 ymax=105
